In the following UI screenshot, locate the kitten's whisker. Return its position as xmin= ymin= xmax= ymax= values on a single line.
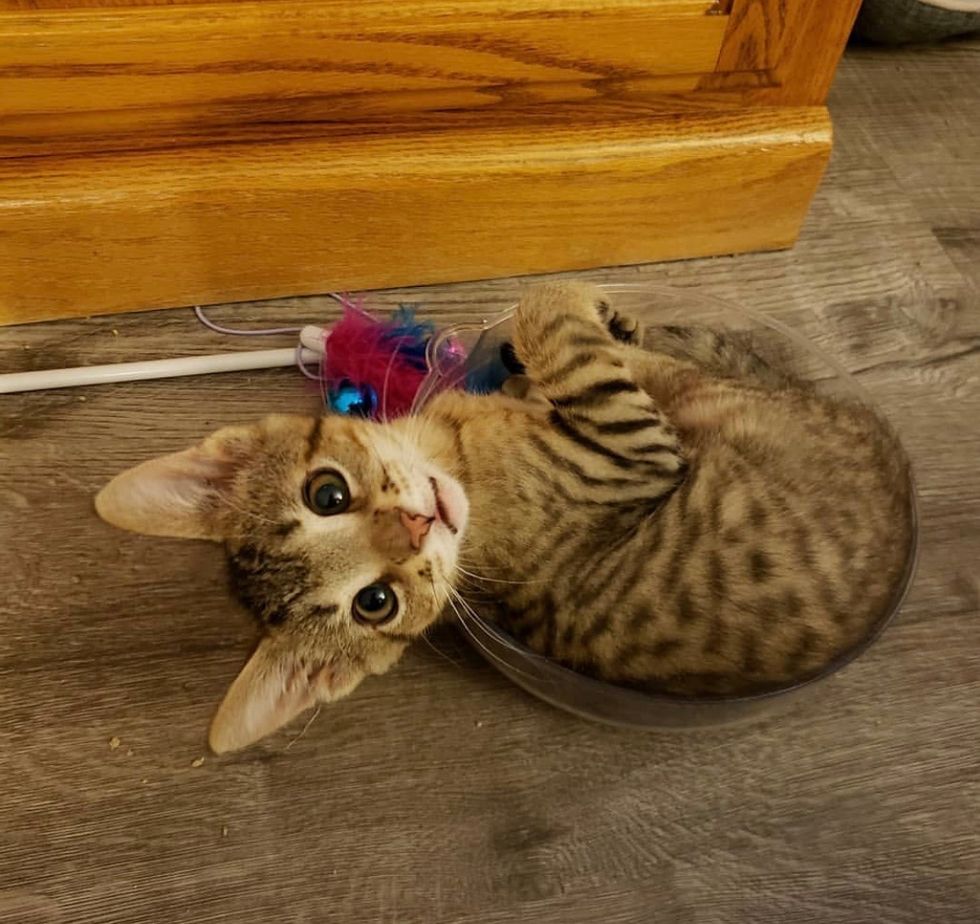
xmin=455 ymin=565 xmax=541 ymax=586
xmin=417 ymin=627 xmax=466 ymax=670
xmin=444 ymin=585 xmax=552 ymax=682
xmin=319 ymin=368 xmax=329 ymax=409
xmin=403 ymin=406 xmax=435 ymax=455
xmin=455 ymin=554 xmax=523 ymax=575
xmin=362 ymin=425 xmax=392 ymax=479
xmin=379 ymin=332 xmax=406 ymax=424
xmin=448 ymin=587 xmax=485 ymax=623
xmin=409 ymin=366 xmax=443 ymax=418
xmin=409 ymin=576 xmax=464 ymax=670
xmin=283 ymin=704 xmax=321 ymax=752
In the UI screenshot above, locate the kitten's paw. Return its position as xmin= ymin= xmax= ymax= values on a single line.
xmin=514 ymin=282 xmax=628 ymax=382
xmin=514 ymin=281 xmax=609 ymax=361
xmin=516 ymin=281 xmax=638 ymax=344
xmin=597 ymin=299 xmax=643 ymax=345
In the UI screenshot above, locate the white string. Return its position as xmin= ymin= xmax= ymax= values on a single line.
xmin=193 ymin=293 xmax=353 ymax=384
xmin=193 ymin=305 xmax=303 ymax=337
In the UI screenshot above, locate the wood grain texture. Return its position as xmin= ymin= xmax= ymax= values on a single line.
xmin=0 ymin=0 xmax=865 ymax=156
xmin=0 ymin=0 xmax=863 ymax=320
xmin=0 ymin=0 xmax=704 ymax=7
xmin=702 ymin=0 xmax=863 ymax=104
xmin=0 ymin=0 xmax=726 ymax=149
xmin=3 ymin=0 xmax=361 ymax=6
xmin=1 ymin=38 xmax=980 ymax=924
xmin=0 ymin=105 xmax=831 ymax=324
xmin=0 ymin=76 xmax=712 ymax=160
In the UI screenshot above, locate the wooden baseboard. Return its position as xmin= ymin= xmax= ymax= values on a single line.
xmin=0 ymin=0 xmax=727 ymax=157
xmin=0 ymin=104 xmax=831 ymax=324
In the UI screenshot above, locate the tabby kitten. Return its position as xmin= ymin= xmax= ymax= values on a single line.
xmin=97 ymin=282 xmax=913 ymax=752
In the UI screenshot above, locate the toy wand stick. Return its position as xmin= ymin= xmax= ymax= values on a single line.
xmin=0 ymin=326 xmax=327 ymax=395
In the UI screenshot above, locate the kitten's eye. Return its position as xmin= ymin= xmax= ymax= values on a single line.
xmin=304 ymin=469 xmax=351 ymax=516
xmin=353 ymin=582 xmax=398 ymax=626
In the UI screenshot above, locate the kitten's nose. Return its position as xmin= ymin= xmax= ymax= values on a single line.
xmin=399 ymin=509 xmax=433 ymax=551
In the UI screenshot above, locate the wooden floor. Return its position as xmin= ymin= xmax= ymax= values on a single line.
xmin=2 ymin=39 xmax=979 ymax=924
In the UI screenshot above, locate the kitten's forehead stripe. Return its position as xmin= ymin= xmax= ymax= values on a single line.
xmin=348 ymin=430 xmax=373 ymax=456
xmin=305 ymin=416 xmax=324 ymax=462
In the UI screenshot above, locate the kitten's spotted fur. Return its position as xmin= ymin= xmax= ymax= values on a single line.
xmin=97 ymin=283 xmax=913 ymax=752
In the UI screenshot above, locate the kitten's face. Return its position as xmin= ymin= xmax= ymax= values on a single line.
xmin=96 ymin=414 xmax=468 ymax=753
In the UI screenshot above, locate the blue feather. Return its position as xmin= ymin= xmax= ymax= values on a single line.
xmin=377 ymin=307 xmax=435 ymax=372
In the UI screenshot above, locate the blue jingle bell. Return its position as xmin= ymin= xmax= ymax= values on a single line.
xmin=328 ymin=380 xmax=378 ymax=418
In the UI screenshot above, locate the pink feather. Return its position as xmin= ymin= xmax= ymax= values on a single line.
xmin=322 ymin=308 xmax=430 ymax=419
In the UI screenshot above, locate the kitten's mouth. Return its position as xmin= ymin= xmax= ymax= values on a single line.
xmin=429 ymin=476 xmax=458 ymax=535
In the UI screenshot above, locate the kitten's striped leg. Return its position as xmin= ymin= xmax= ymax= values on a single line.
xmin=641 ymin=324 xmax=795 ymax=389
xmin=514 ymin=282 xmax=687 ymax=500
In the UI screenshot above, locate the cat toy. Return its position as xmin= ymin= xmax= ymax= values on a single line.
xmin=313 ymin=300 xmax=519 ymax=417
xmin=314 ymin=302 xmax=451 ymax=418
xmin=0 ymin=295 xmax=515 ymax=416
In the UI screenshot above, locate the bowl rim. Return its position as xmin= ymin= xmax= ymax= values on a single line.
xmin=439 ymin=282 xmax=921 ymax=709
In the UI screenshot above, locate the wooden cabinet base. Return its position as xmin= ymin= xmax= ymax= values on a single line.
xmin=0 ymin=0 xmax=858 ymax=324
xmin=0 ymin=105 xmax=830 ymax=324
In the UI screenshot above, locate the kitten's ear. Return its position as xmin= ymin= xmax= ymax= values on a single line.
xmin=95 ymin=425 xmax=259 ymax=540
xmin=208 ymin=637 xmax=359 ymax=754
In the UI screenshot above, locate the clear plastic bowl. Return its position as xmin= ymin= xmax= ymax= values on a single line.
xmin=423 ymin=284 xmax=920 ymax=729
